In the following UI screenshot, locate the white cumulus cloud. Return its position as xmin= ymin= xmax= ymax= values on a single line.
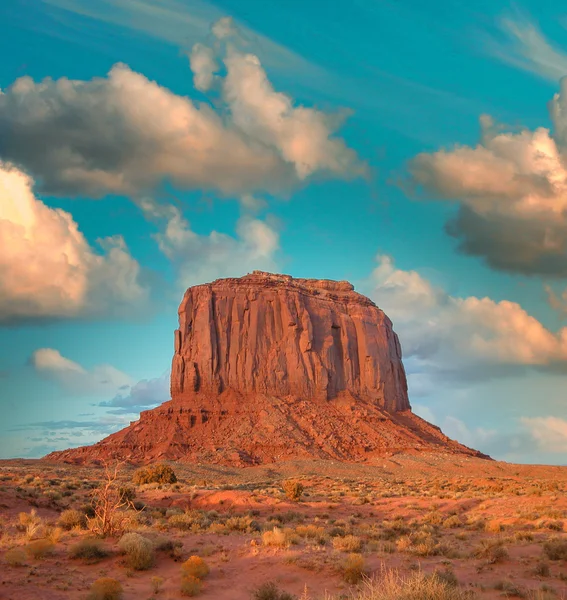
xmin=408 ymin=84 xmax=567 ymax=275
xmin=141 ymin=200 xmax=280 ymax=290
xmin=0 ymin=163 xmax=148 ymax=322
xmin=366 ymin=254 xmax=567 ymax=388
xmin=521 ymin=416 xmax=567 ymax=453
xmin=0 ymin=18 xmax=364 ymax=199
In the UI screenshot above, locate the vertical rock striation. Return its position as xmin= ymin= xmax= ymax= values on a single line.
xmin=171 ymin=271 xmax=409 ymax=411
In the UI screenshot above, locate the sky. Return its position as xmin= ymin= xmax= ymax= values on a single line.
xmin=1 ymin=0 xmax=567 ymax=464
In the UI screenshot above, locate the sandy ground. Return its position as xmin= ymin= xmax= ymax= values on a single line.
xmin=1 ymin=453 xmax=566 ymax=599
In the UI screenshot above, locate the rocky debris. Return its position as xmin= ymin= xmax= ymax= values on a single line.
xmin=45 ymin=271 xmax=488 ymax=466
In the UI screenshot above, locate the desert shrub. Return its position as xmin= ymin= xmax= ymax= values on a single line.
xmin=5 ymin=548 xmax=26 ymax=566
xmin=252 ymin=581 xmax=296 ymax=600
xmin=69 ymin=538 xmax=109 ymax=563
xmin=473 ymin=539 xmax=508 ymax=563
xmin=534 ymin=562 xmax=551 ymax=577
xmin=295 ymin=524 xmax=326 ymax=539
xmin=225 ymin=515 xmax=255 ymax=532
xmin=180 ymin=575 xmax=202 ymax=597
xmin=58 ymin=508 xmax=86 ymax=530
xmin=543 ymin=539 xmax=567 ymax=561
xmin=351 ymin=569 xmax=473 ymax=599
xmin=18 ymin=509 xmax=43 ymax=539
xmin=26 ymin=539 xmax=55 ymax=559
xmin=494 ymin=580 xmax=526 ymax=597
xmin=118 ymin=486 xmax=136 ymax=503
xmin=333 ymin=534 xmax=363 ymax=552
xmin=432 ymin=568 xmax=459 ymax=588
xmin=117 ymin=532 xmax=155 ymax=570
xmin=87 ymin=577 xmax=123 ymax=600
xmin=182 ymin=556 xmax=210 ymax=579
xmin=443 ymin=515 xmax=463 ymax=529
xmin=342 ymin=553 xmax=366 ymax=584
xmin=282 ymin=480 xmax=304 ymax=502
xmin=262 ymin=527 xmax=290 ymax=548
xmin=151 ymin=576 xmax=164 ymax=594
xmin=133 ymin=464 xmax=177 ymax=485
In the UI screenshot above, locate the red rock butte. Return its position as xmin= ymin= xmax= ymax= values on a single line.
xmin=45 ymin=271 xmax=488 ymax=465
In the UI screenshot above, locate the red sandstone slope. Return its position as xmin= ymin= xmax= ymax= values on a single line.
xmin=45 ymin=272 xmax=488 ymax=465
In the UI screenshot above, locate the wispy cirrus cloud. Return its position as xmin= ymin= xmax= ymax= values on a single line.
xmin=42 ymin=0 xmax=326 ymax=81
xmin=481 ymin=12 xmax=567 ymax=82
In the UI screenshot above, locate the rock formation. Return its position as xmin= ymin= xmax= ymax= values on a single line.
xmin=45 ymin=271 xmax=487 ymax=465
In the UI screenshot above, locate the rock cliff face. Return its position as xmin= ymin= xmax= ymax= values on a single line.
xmin=45 ymin=272 xmax=487 ymax=465
xmin=171 ymin=271 xmax=409 ymax=412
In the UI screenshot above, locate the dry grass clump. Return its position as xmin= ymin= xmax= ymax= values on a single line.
xmin=87 ymin=577 xmax=123 ymax=600
xmin=180 ymin=556 xmax=209 ymax=596
xmin=169 ymin=511 xmax=205 ymax=531
xmin=133 ymin=464 xmax=177 ymax=485
xmin=69 ymin=538 xmax=110 ymax=563
xmin=180 ymin=576 xmax=202 ymax=597
xmin=5 ymin=547 xmax=27 ymax=566
xmin=252 ymin=581 xmax=296 ymax=600
xmin=351 ymin=569 xmax=474 ymax=599
xmin=117 ymin=532 xmax=155 ymax=570
xmin=282 ymin=480 xmax=304 ymax=502
xmin=543 ymin=538 xmax=567 ymax=561
xmin=443 ymin=515 xmax=463 ymax=529
xmin=296 ymin=524 xmax=326 ymax=542
xmin=26 ymin=539 xmax=55 ymax=559
xmin=262 ymin=526 xmax=293 ymax=548
xmin=333 ymin=534 xmax=363 ymax=552
xmin=224 ymin=515 xmax=257 ymax=532
xmin=58 ymin=508 xmax=87 ymax=530
xmin=341 ymin=553 xmax=366 ymax=584
xmin=473 ymin=539 xmax=508 ymax=563
xmin=18 ymin=509 xmax=44 ymax=539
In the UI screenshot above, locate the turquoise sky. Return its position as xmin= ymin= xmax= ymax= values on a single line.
xmin=1 ymin=0 xmax=567 ymax=463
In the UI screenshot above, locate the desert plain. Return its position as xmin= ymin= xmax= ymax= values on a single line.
xmin=1 ymin=454 xmax=567 ymax=600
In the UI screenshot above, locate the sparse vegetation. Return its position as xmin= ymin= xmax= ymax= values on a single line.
xmin=117 ymin=532 xmax=155 ymax=570
xmin=58 ymin=508 xmax=86 ymax=530
xmin=133 ymin=464 xmax=177 ymax=485
xmin=69 ymin=538 xmax=110 ymax=563
xmin=87 ymin=577 xmax=123 ymax=600
xmin=252 ymin=581 xmax=296 ymax=600
xmin=282 ymin=480 xmax=304 ymax=502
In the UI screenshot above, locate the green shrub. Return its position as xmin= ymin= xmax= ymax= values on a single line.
xmin=58 ymin=509 xmax=86 ymax=530
xmin=87 ymin=577 xmax=123 ymax=600
xmin=69 ymin=538 xmax=109 ymax=563
xmin=117 ymin=533 xmax=155 ymax=570
xmin=133 ymin=464 xmax=177 ymax=485
xmin=282 ymin=481 xmax=304 ymax=502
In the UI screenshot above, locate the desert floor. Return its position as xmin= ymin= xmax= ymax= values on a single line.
xmin=1 ymin=454 xmax=567 ymax=600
